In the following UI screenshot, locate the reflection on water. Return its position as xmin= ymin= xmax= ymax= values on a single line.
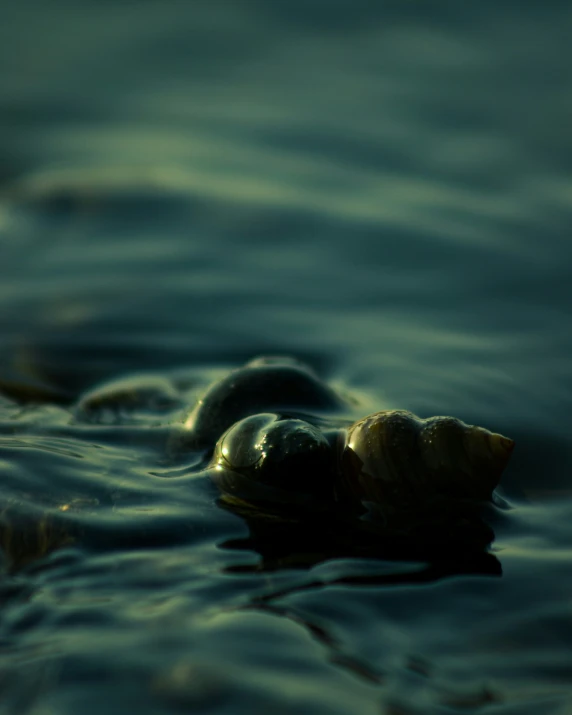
xmin=1 ymin=0 xmax=572 ymax=712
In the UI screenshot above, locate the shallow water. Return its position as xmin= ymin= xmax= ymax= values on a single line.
xmin=1 ymin=2 xmax=572 ymax=713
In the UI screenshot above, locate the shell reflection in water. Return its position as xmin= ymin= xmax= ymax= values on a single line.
xmin=339 ymin=410 xmax=514 ymax=511
xmin=210 ymin=413 xmax=333 ymax=511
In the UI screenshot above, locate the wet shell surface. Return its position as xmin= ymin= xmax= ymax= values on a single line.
xmin=178 ymin=357 xmax=515 ymax=529
xmin=185 ymin=357 xmax=347 ymax=449
xmin=210 ymin=413 xmax=334 ymax=509
xmin=339 ymin=409 xmax=514 ymax=512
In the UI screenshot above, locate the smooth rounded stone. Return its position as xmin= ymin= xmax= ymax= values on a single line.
xmin=184 ymin=357 xmax=347 ymax=449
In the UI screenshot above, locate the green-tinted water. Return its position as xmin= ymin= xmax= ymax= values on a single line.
xmin=1 ymin=2 xmax=572 ymax=712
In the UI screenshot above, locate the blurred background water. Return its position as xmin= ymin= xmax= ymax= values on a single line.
xmin=0 ymin=1 xmax=572 ymax=713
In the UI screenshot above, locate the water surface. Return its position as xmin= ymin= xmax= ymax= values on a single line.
xmin=1 ymin=2 xmax=572 ymax=713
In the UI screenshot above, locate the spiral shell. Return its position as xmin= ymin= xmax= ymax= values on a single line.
xmin=185 ymin=358 xmax=345 ymax=448
xmin=210 ymin=413 xmax=334 ymax=509
xmin=339 ymin=410 xmax=514 ymax=511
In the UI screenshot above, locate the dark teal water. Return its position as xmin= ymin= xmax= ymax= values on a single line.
xmin=1 ymin=2 xmax=572 ymax=713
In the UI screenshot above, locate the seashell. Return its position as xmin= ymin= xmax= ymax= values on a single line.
xmin=182 ymin=357 xmax=514 ymax=537
xmin=210 ymin=413 xmax=334 ymax=509
xmin=417 ymin=415 xmax=514 ymax=500
xmin=185 ymin=357 xmax=346 ymax=449
xmin=338 ymin=410 xmax=514 ymax=512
